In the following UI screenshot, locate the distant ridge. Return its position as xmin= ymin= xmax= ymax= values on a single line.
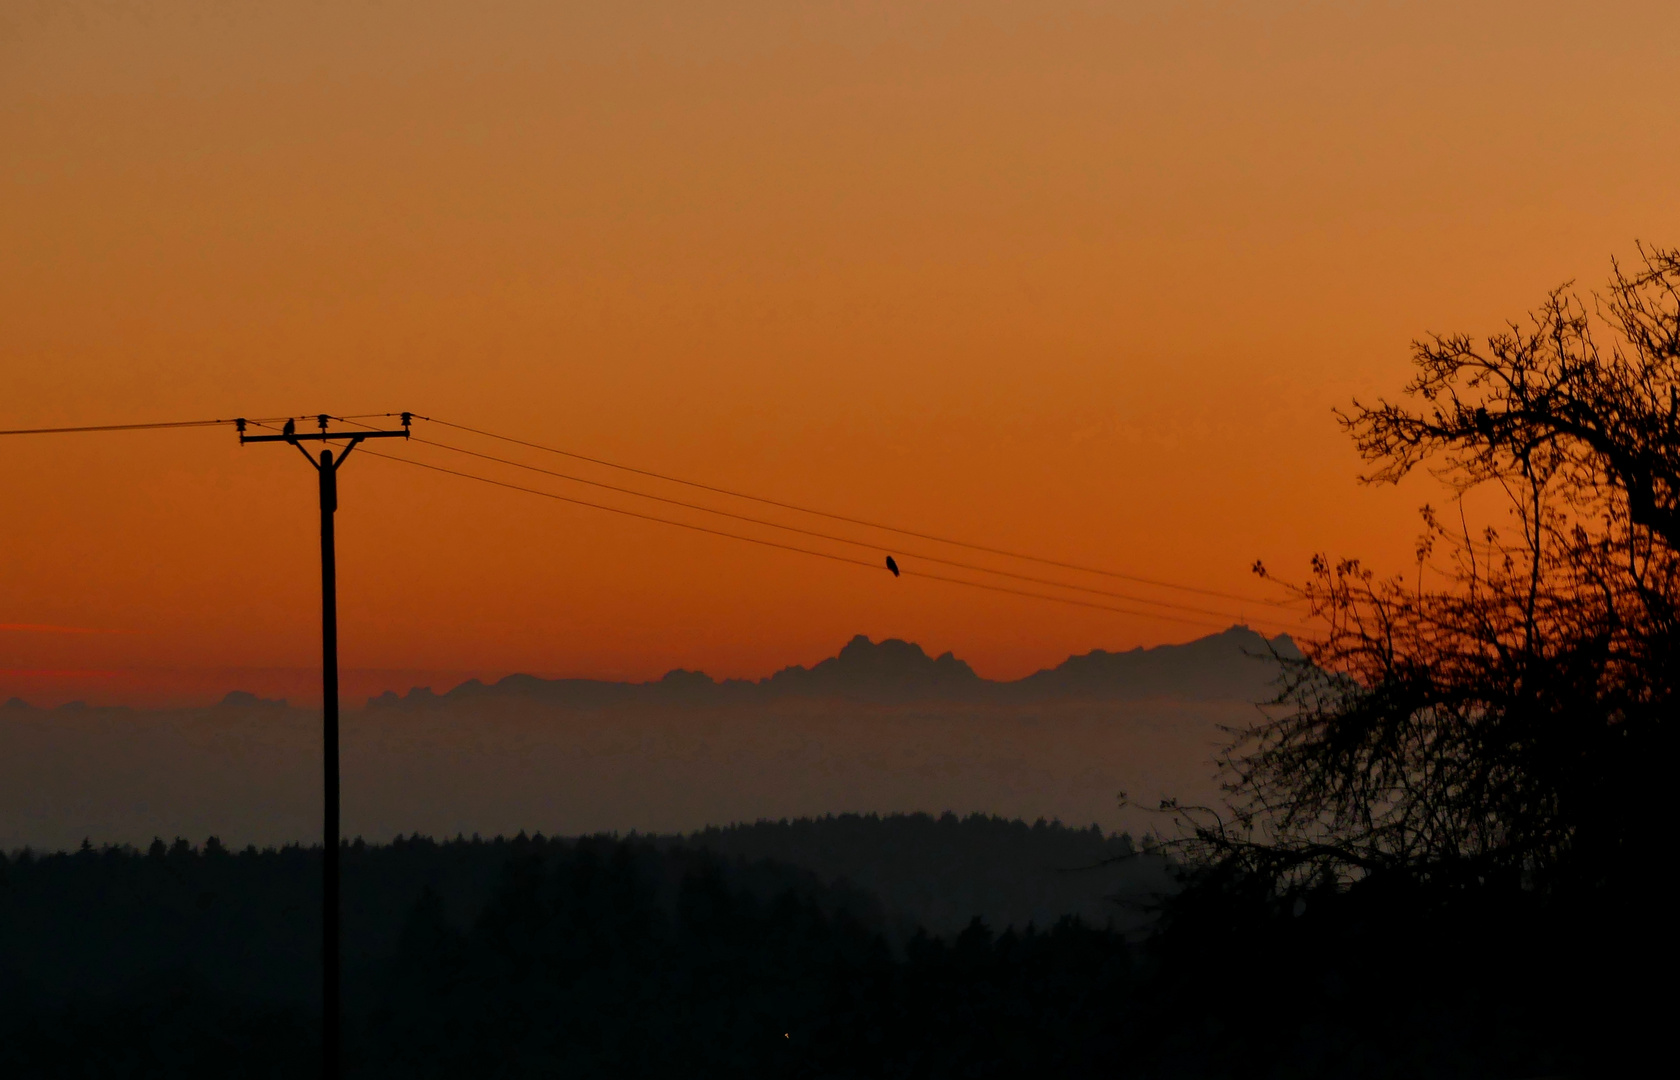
xmin=1016 ymin=625 xmax=1301 ymax=701
xmin=368 ymin=625 xmax=1297 ymax=709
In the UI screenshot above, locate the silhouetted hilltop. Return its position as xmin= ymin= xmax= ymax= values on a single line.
xmin=676 ymin=812 xmax=1168 ymax=936
xmin=368 ymin=624 xmax=1294 ymax=709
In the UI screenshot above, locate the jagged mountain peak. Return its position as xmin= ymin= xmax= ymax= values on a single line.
xmin=757 ymin=635 xmax=980 ymax=700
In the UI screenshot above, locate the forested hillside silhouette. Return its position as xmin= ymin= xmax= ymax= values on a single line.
xmin=677 ymin=812 xmax=1170 ymax=936
xmin=0 ymin=829 xmax=1585 ymax=1078
xmin=0 ymin=815 xmax=1145 ymax=1015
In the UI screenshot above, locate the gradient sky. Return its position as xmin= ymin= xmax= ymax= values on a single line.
xmin=4 ymin=1 xmax=1678 ymax=704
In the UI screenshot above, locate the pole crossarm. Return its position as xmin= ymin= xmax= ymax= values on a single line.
xmin=235 ymin=412 xmax=411 ymax=447
xmin=239 ymin=431 xmax=409 ymax=443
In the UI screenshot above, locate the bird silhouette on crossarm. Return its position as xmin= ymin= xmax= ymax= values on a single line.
xmin=282 ymin=418 xmax=296 ymax=438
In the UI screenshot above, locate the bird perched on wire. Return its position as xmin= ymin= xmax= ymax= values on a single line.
xmin=885 ymin=556 xmax=900 ymax=577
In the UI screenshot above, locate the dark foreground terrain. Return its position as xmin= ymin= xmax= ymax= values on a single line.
xmin=0 ymin=815 xmax=1642 ymax=1078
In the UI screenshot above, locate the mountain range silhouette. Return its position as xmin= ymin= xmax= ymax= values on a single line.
xmin=3 ymin=625 xmax=1296 ymax=852
xmin=367 ymin=625 xmax=1299 ymax=710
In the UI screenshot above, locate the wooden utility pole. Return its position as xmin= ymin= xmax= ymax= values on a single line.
xmin=238 ymin=412 xmax=409 ymax=1079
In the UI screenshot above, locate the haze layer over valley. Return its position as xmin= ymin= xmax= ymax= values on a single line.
xmin=2 ymin=626 xmax=1293 ymax=852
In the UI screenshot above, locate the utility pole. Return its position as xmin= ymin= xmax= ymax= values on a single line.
xmin=238 ymin=412 xmax=409 ymax=1079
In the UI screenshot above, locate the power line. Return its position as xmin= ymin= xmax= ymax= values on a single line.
xmin=356 ymin=445 xmax=1258 ymax=631
xmin=425 ymin=416 xmax=1295 ymax=610
xmin=6 ymin=411 xmax=1303 ymax=629
xmin=904 ymin=569 xmax=1234 ymax=627
xmin=358 ymin=447 xmax=898 ymax=572
xmin=1 ymin=418 xmax=238 ymax=436
xmin=389 ymin=429 xmax=1286 ymax=625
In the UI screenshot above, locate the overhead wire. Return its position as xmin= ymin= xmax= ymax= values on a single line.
xmin=375 ymin=426 xmax=1290 ymax=625
xmin=354 ymin=445 xmax=1237 ymax=630
xmin=9 ymin=411 xmax=1305 ymax=631
xmin=422 ymin=415 xmax=1297 ymax=610
xmin=3 ymin=418 xmax=246 ymax=436
xmin=344 ymin=443 xmax=884 ymax=572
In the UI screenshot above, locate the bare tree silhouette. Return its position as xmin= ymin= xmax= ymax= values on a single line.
xmin=1185 ymin=244 xmax=1680 ymax=896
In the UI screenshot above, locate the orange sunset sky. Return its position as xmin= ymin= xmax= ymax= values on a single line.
xmin=3 ymin=1 xmax=1678 ymax=705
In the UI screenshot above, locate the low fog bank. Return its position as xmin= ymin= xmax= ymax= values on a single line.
xmin=0 ymin=695 xmax=1248 ymax=851
xmin=1 ymin=628 xmax=1286 ymax=851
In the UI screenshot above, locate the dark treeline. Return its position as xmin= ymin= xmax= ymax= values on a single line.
xmin=0 ymin=831 xmax=882 ymax=1011
xmin=0 ymin=831 xmax=1129 ymax=1078
xmin=0 ymin=826 xmax=1602 ymax=1078
xmin=676 ymin=812 xmax=1170 ymax=936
